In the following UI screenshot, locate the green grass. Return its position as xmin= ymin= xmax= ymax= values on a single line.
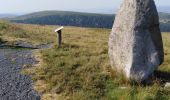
xmin=1 ymin=21 xmax=170 ymax=100
xmin=160 ymin=33 xmax=170 ymax=72
xmin=0 ymin=20 xmax=56 ymax=45
xmin=31 ymin=27 xmax=170 ymax=99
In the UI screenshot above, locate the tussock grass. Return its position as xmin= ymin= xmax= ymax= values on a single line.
xmin=160 ymin=33 xmax=170 ymax=72
xmin=1 ymin=21 xmax=170 ymax=100
xmin=31 ymin=27 xmax=170 ymax=99
xmin=0 ymin=20 xmax=56 ymax=45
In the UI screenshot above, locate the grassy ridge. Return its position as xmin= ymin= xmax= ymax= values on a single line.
xmin=1 ymin=21 xmax=170 ymax=100
xmin=0 ymin=21 xmax=56 ymax=45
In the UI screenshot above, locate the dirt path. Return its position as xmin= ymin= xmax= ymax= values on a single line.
xmin=0 ymin=48 xmax=41 ymax=100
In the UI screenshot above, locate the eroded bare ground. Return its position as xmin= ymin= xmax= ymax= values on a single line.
xmin=0 ymin=47 xmax=41 ymax=100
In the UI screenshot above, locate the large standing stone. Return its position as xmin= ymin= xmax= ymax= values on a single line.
xmin=108 ymin=0 xmax=164 ymax=82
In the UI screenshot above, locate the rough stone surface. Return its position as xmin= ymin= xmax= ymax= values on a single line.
xmin=0 ymin=48 xmax=40 ymax=100
xmin=108 ymin=0 xmax=164 ymax=82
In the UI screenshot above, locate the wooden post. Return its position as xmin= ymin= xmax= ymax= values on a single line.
xmin=58 ymin=30 xmax=62 ymax=48
xmin=55 ymin=26 xmax=64 ymax=48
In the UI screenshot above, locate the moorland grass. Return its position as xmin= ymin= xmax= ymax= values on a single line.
xmin=1 ymin=21 xmax=170 ymax=100
xmin=28 ymin=27 xmax=170 ymax=100
xmin=0 ymin=20 xmax=56 ymax=45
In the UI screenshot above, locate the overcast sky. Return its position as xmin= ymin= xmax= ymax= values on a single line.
xmin=0 ymin=0 xmax=170 ymax=14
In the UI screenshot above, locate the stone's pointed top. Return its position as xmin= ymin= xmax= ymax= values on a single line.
xmin=109 ymin=0 xmax=164 ymax=82
xmin=55 ymin=26 xmax=64 ymax=33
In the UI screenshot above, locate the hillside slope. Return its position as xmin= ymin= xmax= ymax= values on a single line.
xmin=159 ymin=12 xmax=170 ymax=32
xmin=8 ymin=11 xmax=170 ymax=32
xmin=9 ymin=11 xmax=114 ymax=29
xmin=0 ymin=14 xmax=17 ymax=18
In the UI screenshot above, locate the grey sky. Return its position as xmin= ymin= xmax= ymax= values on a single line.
xmin=0 ymin=0 xmax=170 ymax=14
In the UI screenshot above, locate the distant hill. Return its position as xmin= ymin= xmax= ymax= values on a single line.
xmin=8 ymin=11 xmax=170 ymax=32
xmin=158 ymin=6 xmax=170 ymax=13
xmin=9 ymin=11 xmax=115 ymax=29
xmin=0 ymin=14 xmax=17 ymax=19
xmin=159 ymin=12 xmax=170 ymax=22
xmin=159 ymin=12 xmax=170 ymax=32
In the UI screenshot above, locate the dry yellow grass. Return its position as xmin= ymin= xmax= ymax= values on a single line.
xmin=1 ymin=21 xmax=170 ymax=100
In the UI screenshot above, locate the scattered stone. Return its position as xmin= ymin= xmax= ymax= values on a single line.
xmin=108 ymin=0 xmax=164 ymax=82
xmin=0 ymin=48 xmax=40 ymax=99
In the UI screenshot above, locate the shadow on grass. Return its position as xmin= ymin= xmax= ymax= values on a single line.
xmin=125 ymin=70 xmax=170 ymax=86
xmin=0 ymin=38 xmax=35 ymax=49
xmin=0 ymin=38 xmax=7 ymax=44
xmin=154 ymin=70 xmax=170 ymax=84
xmin=0 ymin=44 xmax=37 ymax=50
